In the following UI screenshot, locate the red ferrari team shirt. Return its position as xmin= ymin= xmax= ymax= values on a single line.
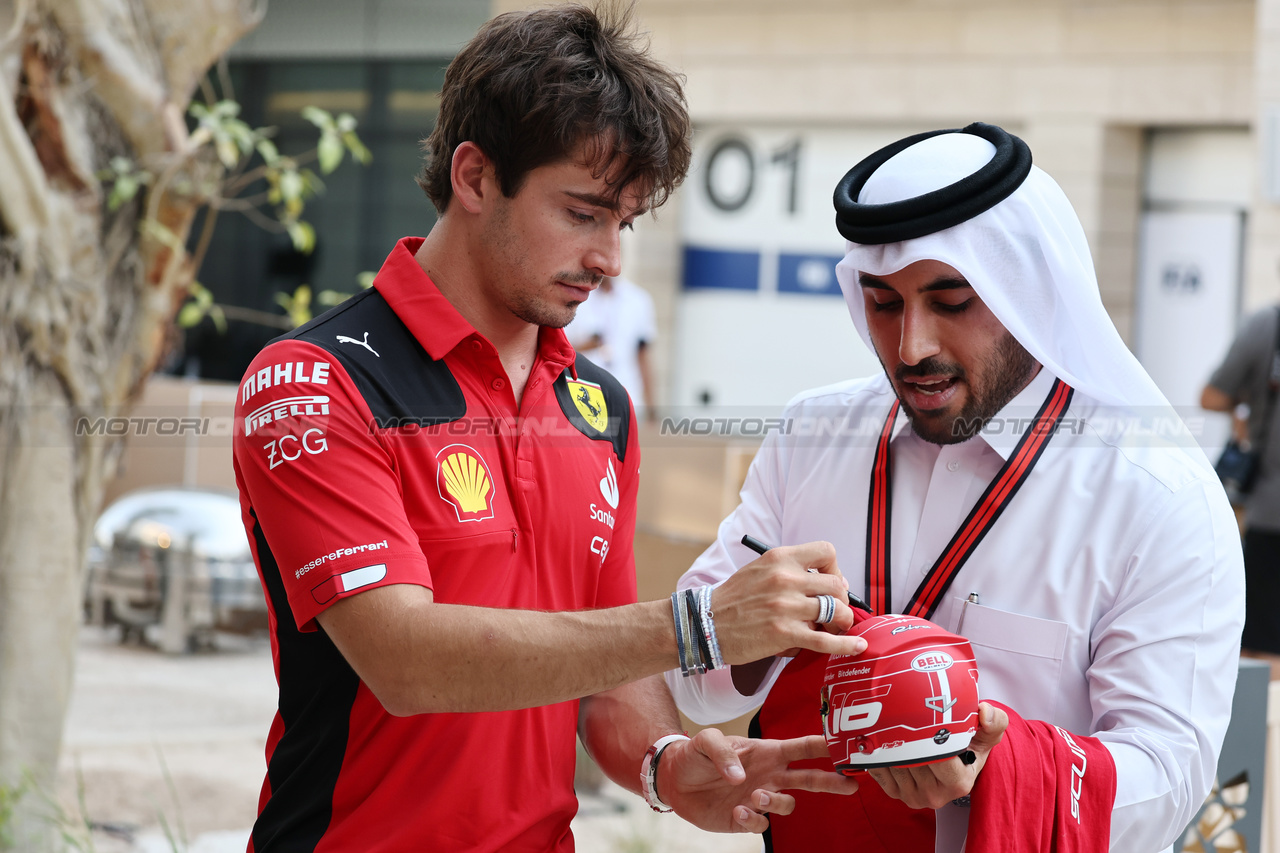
xmin=233 ymin=237 xmax=641 ymax=853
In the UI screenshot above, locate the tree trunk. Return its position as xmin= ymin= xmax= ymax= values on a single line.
xmin=0 ymin=1 xmax=262 ymax=847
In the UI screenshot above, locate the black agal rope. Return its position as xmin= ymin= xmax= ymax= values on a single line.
xmin=833 ymin=122 xmax=1033 ymax=245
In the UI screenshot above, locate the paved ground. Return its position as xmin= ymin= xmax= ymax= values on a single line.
xmin=55 ymin=626 xmax=760 ymax=853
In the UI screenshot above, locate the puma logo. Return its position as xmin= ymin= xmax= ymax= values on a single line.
xmin=336 ymin=332 xmax=380 ymax=358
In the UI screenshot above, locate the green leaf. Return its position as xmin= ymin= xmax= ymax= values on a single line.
xmin=317 ymin=133 xmax=343 ymax=174
xmin=279 ymin=169 xmax=303 ymax=203
xmin=209 ymin=304 xmax=228 ymax=334
xmin=110 ymin=156 xmax=133 ymax=174
xmin=196 ymin=110 xmax=220 ymax=133
xmin=188 ymin=102 xmax=210 ymax=120
xmin=317 ymin=289 xmax=353 ymax=306
xmin=215 ymin=135 xmax=240 ymax=169
xmin=256 ymin=138 xmax=280 ymax=164
xmin=177 ymin=303 xmax=206 ymax=327
xmin=356 ymin=271 xmax=376 ymax=289
xmin=342 ymin=132 xmax=372 ymax=165
xmin=298 ymin=169 xmax=325 ymax=197
xmin=301 ymin=106 xmax=334 ymax=131
xmin=107 ymin=175 xmax=138 ymax=211
xmin=140 ymin=219 xmax=185 ymax=252
xmin=266 ymin=172 xmax=282 ymax=205
xmin=274 ymin=284 xmax=314 ymax=328
xmin=227 ymin=119 xmax=255 ymax=153
xmin=336 ymin=113 xmax=358 ymax=133
xmin=286 ymin=220 xmax=316 ymax=254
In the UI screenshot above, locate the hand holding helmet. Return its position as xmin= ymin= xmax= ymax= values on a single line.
xmin=821 ymin=613 xmax=1008 ymax=808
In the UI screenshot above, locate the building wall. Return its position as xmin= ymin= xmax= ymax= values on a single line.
xmin=493 ymin=0 xmax=1261 ymax=407
xmin=1253 ymin=0 xmax=1280 ymax=311
xmin=232 ymin=0 xmax=489 ymax=58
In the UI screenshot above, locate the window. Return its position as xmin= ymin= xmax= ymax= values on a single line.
xmin=171 ymin=59 xmax=447 ymax=382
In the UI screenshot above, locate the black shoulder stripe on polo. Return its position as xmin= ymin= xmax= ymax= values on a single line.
xmin=249 ymin=510 xmax=358 ymax=852
xmin=553 ymin=354 xmax=631 ymax=462
xmin=274 ymin=288 xmax=466 ymax=429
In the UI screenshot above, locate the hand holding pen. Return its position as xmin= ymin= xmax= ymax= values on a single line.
xmin=741 ymin=535 xmax=871 ymax=614
xmin=690 ymin=537 xmax=865 ymax=665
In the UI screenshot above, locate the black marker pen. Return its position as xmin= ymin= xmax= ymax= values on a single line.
xmin=740 ymin=534 xmax=871 ymax=612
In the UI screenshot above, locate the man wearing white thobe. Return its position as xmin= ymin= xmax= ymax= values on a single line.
xmin=667 ymin=125 xmax=1244 ymax=853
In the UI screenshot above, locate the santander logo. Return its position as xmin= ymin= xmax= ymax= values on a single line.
xmin=600 ymin=458 xmax=620 ymax=509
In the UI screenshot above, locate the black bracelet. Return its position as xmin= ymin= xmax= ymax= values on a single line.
xmin=670 ymin=591 xmax=688 ymax=675
xmin=685 ymin=589 xmax=711 ymax=675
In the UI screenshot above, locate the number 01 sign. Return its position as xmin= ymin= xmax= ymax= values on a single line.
xmin=680 ymin=125 xmax=917 ymax=295
xmin=670 ymin=125 xmax=912 ymax=407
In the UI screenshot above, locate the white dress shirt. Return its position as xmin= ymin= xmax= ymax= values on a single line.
xmin=666 ymin=367 xmax=1245 ymax=853
xmin=564 ymin=277 xmax=656 ymax=409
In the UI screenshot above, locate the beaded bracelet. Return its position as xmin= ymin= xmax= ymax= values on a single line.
xmin=700 ymin=585 xmax=725 ymax=670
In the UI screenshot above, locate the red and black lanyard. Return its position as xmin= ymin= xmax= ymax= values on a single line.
xmin=864 ymin=378 xmax=1074 ymax=619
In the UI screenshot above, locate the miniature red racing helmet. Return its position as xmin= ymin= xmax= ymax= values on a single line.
xmin=822 ymin=614 xmax=980 ymax=773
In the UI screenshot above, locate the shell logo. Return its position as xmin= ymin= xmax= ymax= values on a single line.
xmin=435 ymin=444 xmax=495 ymax=522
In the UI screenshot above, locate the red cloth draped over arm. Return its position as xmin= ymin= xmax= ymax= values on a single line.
xmin=968 ymin=701 xmax=1117 ymax=853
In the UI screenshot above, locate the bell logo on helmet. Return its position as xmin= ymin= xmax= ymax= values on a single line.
xmin=933 ymin=729 xmax=951 ymax=745
xmin=911 ymin=651 xmax=954 ymax=672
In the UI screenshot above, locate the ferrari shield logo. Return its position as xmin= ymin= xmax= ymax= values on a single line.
xmin=567 ymin=379 xmax=608 ymax=433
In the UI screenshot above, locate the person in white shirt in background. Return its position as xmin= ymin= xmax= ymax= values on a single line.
xmin=666 ymin=123 xmax=1245 ymax=853
xmin=567 ymin=275 xmax=657 ymax=419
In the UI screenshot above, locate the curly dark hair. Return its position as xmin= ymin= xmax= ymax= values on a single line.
xmin=417 ymin=3 xmax=691 ymax=214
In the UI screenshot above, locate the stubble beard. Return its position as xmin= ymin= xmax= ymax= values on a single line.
xmin=484 ymin=198 xmax=600 ymax=329
xmin=510 ymin=293 xmax=575 ymax=329
xmin=509 ymin=270 xmax=601 ymax=329
xmin=890 ymin=332 xmax=1040 ymax=446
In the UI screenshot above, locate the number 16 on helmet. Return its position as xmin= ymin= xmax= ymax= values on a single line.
xmin=822 ymin=614 xmax=981 ymax=773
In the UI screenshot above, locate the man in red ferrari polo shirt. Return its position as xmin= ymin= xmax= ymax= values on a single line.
xmin=232 ymin=6 xmax=865 ymax=851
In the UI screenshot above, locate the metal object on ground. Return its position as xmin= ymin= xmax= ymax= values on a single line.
xmin=85 ymin=487 xmax=265 ymax=652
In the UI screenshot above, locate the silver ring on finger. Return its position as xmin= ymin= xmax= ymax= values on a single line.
xmin=815 ymin=594 xmax=837 ymax=624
